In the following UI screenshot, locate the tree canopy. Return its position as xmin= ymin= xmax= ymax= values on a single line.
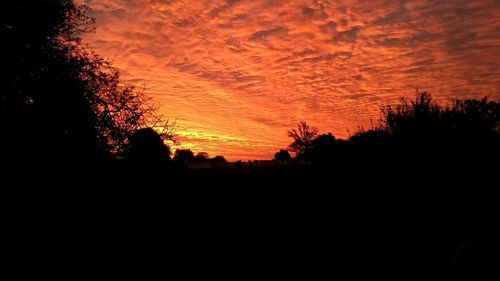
xmin=274 ymin=149 xmax=291 ymax=161
xmin=287 ymin=121 xmax=319 ymax=158
xmin=1 ymin=0 xmax=162 ymax=163
xmin=287 ymin=93 xmax=499 ymax=167
xmin=127 ymin=128 xmax=171 ymax=164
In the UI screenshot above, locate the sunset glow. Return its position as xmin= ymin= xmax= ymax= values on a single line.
xmin=82 ymin=0 xmax=500 ymax=160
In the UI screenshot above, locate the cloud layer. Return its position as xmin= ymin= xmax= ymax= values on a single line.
xmin=82 ymin=0 xmax=500 ymax=160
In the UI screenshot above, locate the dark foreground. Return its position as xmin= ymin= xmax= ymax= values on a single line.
xmin=4 ymin=159 xmax=497 ymax=281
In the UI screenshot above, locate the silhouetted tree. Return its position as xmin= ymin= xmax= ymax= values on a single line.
xmin=346 ymin=92 xmax=500 ymax=169
xmin=287 ymin=121 xmax=318 ymax=158
xmin=304 ymin=133 xmax=337 ymax=161
xmin=173 ymin=149 xmax=195 ymax=165
xmin=445 ymin=97 xmax=499 ymax=146
xmin=274 ymin=149 xmax=291 ymax=161
xmin=349 ymin=127 xmax=392 ymax=158
xmin=381 ymin=93 xmax=499 ymax=153
xmin=126 ymin=128 xmax=171 ymax=164
xmin=194 ymin=152 xmax=210 ymax=162
xmin=1 ymin=1 xmax=164 ymax=164
xmin=211 ymin=156 xmax=228 ymax=168
xmin=382 ymin=93 xmax=442 ymax=144
xmin=310 ymin=133 xmax=336 ymax=148
xmin=298 ymin=133 xmax=355 ymax=165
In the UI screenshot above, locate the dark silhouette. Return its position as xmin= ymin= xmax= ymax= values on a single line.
xmin=287 ymin=121 xmax=319 ymax=158
xmin=172 ymin=150 xmax=227 ymax=168
xmin=1 ymin=0 xmax=161 ymax=165
xmin=173 ymin=149 xmax=195 ymax=166
xmin=349 ymin=93 xmax=500 ymax=167
xmin=194 ymin=152 xmax=210 ymax=162
xmin=277 ymin=97 xmax=499 ymax=280
xmin=381 ymin=93 xmax=499 ymax=150
xmin=287 ymin=93 xmax=499 ymax=168
xmin=126 ymin=128 xmax=171 ymax=164
xmin=211 ymin=155 xmax=228 ymax=168
xmin=274 ymin=149 xmax=291 ymax=161
xmin=303 ymin=133 xmax=347 ymax=164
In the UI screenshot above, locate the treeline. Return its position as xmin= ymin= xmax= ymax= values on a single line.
xmin=278 ymin=93 xmax=499 ymax=170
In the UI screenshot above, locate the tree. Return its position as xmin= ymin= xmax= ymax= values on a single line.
xmin=303 ymin=133 xmax=359 ymax=165
xmin=287 ymin=121 xmax=319 ymax=158
xmin=310 ymin=133 xmax=336 ymax=149
xmin=194 ymin=152 xmax=210 ymax=162
xmin=173 ymin=149 xmax=195 ymax=165
xmin=274 ymin=149 xmax=291 ymax=161
xmin=211 ymin=156 xmax=228 ymax=168
xmin=349 ymin=92 xmax=500 ymax=166
xmin=126 ymin=128 xmax=171 ymax=164
xmin=382 ymin=92 xmax=442 ymax=143
xmin=1 ymin=1 xmax=167 ymax=163
xmin=380 ymin=93 xmax=499 ymax=149
xmin=2 ymin=1 xmax=100 ymax=162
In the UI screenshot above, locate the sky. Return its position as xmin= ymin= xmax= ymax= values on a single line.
xmin=80 ymin=0 xmax=500 ymax=161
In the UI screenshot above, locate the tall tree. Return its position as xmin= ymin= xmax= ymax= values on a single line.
xmin=1 ymin=1 xmax=163 ymax=163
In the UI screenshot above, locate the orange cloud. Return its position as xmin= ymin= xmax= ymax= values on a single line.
xmin=83 ymin=0 xmax=500 ymax=160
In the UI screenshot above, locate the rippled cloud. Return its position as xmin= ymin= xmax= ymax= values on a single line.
xmin=82 ymin=0 xmax=500 ymax=160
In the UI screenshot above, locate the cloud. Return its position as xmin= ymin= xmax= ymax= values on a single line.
xmin=320 ymin=21 xmax=337 ymax=33
xmin=332 ymin=26 xmax=361 ymax=43
xmin=84 ymin=0 xmax=500 ymax=160
xmin=302 ymin=6 xmax=328 ymax=20
xmin=249 ymin=26 xmax=287 ymax=41
xmin=374 ymin=0 xmax=410 ymax=26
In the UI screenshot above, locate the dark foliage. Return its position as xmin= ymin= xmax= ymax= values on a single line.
xmin=211 ymin=155 xmax=228 ymax=168
xmin=274 ymin=149 xmax=291 ymax=161
xmin=1 ymin=0 xmax=160 ymax=164
xmin=194 ymin=152 xmax=210 ymax=162
xmin=126 ymin=128 xmax=171 ymax=164
xmin=293 ymin=93 xmax=499 ymax=168
xmin=303 ymin=133 xmax=337 ymax=162
xmin=173 ymin=148 xmax=195 ymax=165
xmin=353 ymin=93 xmax=500 ymax=163
xmin=287 ymin=121 xmax=318 ymax=158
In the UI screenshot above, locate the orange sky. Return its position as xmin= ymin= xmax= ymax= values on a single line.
xmin=81 ymin=0 xmax=500 ymax=161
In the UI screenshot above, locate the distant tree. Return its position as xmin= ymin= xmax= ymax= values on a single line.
xmin=126 ymin=128 xmax=171 ymax=164
xmin=211 ymin=156 xmax=228 ymax=168
xmin=194 ymin=152 xmax=210 ymax=162
xmin=274 ymin=149 xmax=291 ymax=161
xmin=173 ymin=149 xmax=195 ymax=165
xmin=287 ymin=121 xmax=319 ymax=158
xmin=211 ymin=155 xmax=227 ymax=162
